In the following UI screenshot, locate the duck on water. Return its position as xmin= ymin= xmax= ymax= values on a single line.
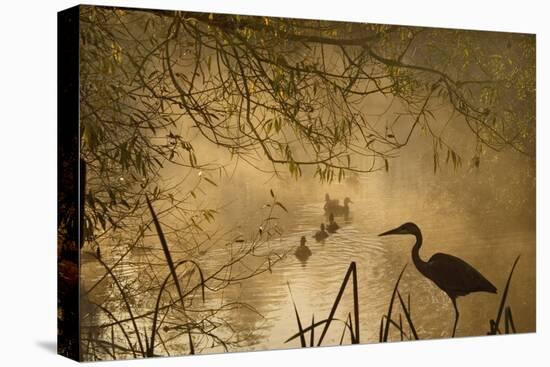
xmin=324 ymin=194 xmax=340 ymax=211
xmin=326 ymin=213 xmax=340 ymax=233
xmin=313 ymin=223 xmax=329 ymax=242
xmin=295 ymin=236 xmax=312 ymax=262
xmin=325 ymin=197 xmax=353 ymax=217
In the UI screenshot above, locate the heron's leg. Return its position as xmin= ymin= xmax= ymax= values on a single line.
xmin=451 ymin=298 xmax=459 ymax=338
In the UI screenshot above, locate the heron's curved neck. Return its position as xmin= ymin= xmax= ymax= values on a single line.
xmin=411 ymin=230 xmax=427 ymax=274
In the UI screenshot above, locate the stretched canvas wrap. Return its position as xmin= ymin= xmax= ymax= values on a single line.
xmin=58 ymin=4 xmax=536 ymax=362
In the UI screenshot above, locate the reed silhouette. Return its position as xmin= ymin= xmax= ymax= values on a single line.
xmin=286 ymin=262 xmax=360 ymax=347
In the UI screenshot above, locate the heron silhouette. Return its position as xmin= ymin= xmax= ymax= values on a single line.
xmin=379 ymin=222 xmax=497 ymax=337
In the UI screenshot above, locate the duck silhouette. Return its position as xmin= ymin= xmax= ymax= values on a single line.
xmin=323 ymin=193 xmax=340 ymax=211
xmin=325 ymin=197 xmax=352 ymax=217
xmin=294 ymin=236 xmax=312 ymax=262
xmin=313 ymin=223 xmax=329 ymax=242
xmin=326 ymin=213 xmax=340 ymax=233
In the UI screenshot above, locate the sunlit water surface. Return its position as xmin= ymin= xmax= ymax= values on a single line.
xmin=81 ymin=171 xmax=535 ymax=358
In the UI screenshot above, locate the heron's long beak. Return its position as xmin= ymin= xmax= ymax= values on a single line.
xmin=378 ymin=227 xmax=402 ymax=237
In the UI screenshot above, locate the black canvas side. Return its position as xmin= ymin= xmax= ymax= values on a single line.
xmin=57 ymin=5 xmax=81 ymax=361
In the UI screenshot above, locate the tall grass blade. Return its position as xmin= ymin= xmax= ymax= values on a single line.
xmin=351 ymin=260 xmax=360 ymax=343
xmin=310 ymin=315 xmax=315 ymax=347
xmin=399 ymin=314 xmax=404 ymax=341
xmin=143 ymin=326 xmax=150 ymax=356
xmin=339 ymin=314 xmax=353 ymax=345
xmin=490 ymin=255 xmax=520 ymax=335
xmin=146 ymin=195 xmax=185 ymax=306
xmin=149 ymin=260 xmax=205 ymax=357
xmin=187 ymin=327 xmax=195 ymax=355
xmin=92 ymin=301 xmax=137 ymax=358
xmin=489 ymin=319 xmax=500 ymax=335
xmin=111 ymin=325 xmax=116 ymax=360
xmin=285 ymin=262 xmax=359 ymax=347
xmin=157 ymin=333 xmax=170 ymax=356
xmin=397 ymin=290 xmax=419 ymax=340
xmin=284 ymin=318 xmax=346 ymax=344
xmin=379 ymin=317 xmax=384 ymax=342
xmin=505 ymin=306 xmax=516 ymax=334
xmin=317 ymin=262 xmax=358 ymax=346
xmin=347 ymin=313 xmax=356 ymax=343
xmin=146 ymin=195 xmax=195 ymax=354
xmin=287 ymin=283 xmax=307 ymax=347
xmin=95 ymin=255 xmax=145 ymax=357
xmin=382 ymin=264 xmax=407 ymax=342
xmin=381 ymin=315 xmax=410 ymax=339
xmin=339 ymin=323 xmax=347 ymax=345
